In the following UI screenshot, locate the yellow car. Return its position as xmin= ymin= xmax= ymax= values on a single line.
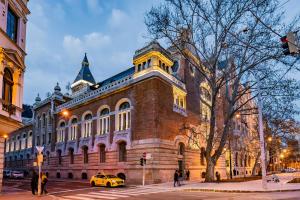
xmin=90 ymin=174 xmax=125 ymax=187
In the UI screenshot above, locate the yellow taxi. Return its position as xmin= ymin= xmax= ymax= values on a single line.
xmin=90 ymin=174 xmax=125 ymax=187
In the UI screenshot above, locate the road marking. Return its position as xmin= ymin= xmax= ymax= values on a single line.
xmin=89 ymin=192 xmax=130 ymax=198
xmin=77 ymin=194 xmax=118 ymax=199
xmin=63 ymin=196 xmax=94 ymax=200
xmin=48 ymin=187 xmax=95 ymax=195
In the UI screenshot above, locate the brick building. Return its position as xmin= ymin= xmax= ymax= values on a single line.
xmin=5 ymin=41 xmax=258 ymax=184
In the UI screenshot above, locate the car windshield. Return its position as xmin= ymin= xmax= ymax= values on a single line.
xmin=106 ymin=175 xmax=117 ymax=178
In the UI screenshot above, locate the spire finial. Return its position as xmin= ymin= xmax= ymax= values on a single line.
xmin=82 ymin=53 xmax=89 ymax=67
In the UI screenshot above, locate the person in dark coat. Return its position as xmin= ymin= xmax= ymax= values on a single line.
xmin=186 ymin=170 xmax=190 ymax=181
xmin=41 ymin=172 xmax=48 ymax=194
xmin=215 ymin=171 xmax=221 ymax=183
xmin=31 ymin=171 xmax=38 ymax=195
xmin=173 ymin=170 xmax=179 ymax=187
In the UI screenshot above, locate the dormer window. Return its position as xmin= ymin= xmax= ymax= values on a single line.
xmin=7 ymin=7 xmax=18 ymax=42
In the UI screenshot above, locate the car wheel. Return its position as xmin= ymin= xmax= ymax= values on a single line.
xmin=106 ymin=182 xmax=111 ymax=188
xmin=91 ymin=181 xmax=95 ymax=187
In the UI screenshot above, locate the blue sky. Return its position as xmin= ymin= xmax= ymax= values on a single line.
xmin=24 ymin=0 xmax=300 ymax=104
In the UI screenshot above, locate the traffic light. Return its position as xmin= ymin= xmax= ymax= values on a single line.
xmin=280 ymin=32 xmax=299 ymax=55
xmin=140 ymin=158 xmax=146 ymax=166
xmin=140 ymin=158 xmax=144 ymax=166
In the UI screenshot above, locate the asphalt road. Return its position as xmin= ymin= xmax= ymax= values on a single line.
xmin=3 ymin=178 xmax=300 ymax=200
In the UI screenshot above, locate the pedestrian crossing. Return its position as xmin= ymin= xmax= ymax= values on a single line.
xmin=60 ymin=187 xmax=176 ymax=200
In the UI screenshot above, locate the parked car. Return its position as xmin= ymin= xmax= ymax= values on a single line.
xmin=3 ymin=170 xmax=11 ymax=178
xmin=11 ymin=171 xmax=24 ymax=179
xmin=284 ymin=168 xmax=296 ymax=173
xmin=90 ymin=174 xmax=125 ymax=187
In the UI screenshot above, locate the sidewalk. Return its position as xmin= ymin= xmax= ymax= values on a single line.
xmin=141 ymin=173 xmax=300 ymax=193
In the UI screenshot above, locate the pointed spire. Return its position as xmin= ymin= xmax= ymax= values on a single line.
xmin=82 ymin=52 xmax=89 ymax=67
xmin=35 ymin=93 xmax=41 ymax=102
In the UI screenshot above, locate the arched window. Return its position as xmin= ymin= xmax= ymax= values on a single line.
xmin=69 ymin=148 xmax=74 ymax=164
xmin=83 ymin=146 xmax=88 ymax=164
xmin=57 ymin=150 xmax=62 ymax=165
xmin=99 ymin=144 xmax=106 ymax=163
xmin=2 ymin=68 xmax=13 ymax=105
xmin=117 ymin=102 xmax=131 ymax=131
xmin=57 ymin=122 xmax=65 ymax=143
xmin=82 ymin=113 xmax=92 ymax=138
xmin=28 ymin=131 xmax=32 ymax=148
xmin=98 ymin=108 xmax=109 ymax=135
xmin=119 ymin=142 xmax=127 ymax=162
xmin=69 ymin=118 xmax=78 ymax=141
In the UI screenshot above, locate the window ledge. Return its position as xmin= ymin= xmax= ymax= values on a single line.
xmin=173 ymin=104 xmax=187 ymax=116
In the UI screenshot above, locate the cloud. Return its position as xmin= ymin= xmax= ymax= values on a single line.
xmin=84 ymin=32 xmax=111 ymax=48
xmin=109 ymin=9 xmax=128 ymax=28
xmin=86 ymin=0 xmax=103 ymax=15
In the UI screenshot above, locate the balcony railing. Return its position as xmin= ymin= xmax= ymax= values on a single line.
xmin=2 ymin=102 xmax=16 ymax=115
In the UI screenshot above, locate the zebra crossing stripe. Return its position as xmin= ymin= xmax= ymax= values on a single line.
xmin=63 ymin=195 xmax=96 ymax=200
xmin=88 ymin=192 xmax=130 ymax=198
xmin=77 ymin=193 xmax=118 ymax=199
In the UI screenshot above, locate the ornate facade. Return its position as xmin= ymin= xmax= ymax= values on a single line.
xmin=5 ymin=41 xmax=258 ymax=184
xmin=0 ymin=0 xmax=30 ymax=190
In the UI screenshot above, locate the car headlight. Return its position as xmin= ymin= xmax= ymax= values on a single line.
xmin=112 ymin=180 xmax=116 ymax=183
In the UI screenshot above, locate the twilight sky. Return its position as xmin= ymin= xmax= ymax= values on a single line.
xmin=24 ymin=0 xmax=300 ymax=104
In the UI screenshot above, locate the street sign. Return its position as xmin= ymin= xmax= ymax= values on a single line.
xmin=36 ymin=146 xmax=44 ymax=154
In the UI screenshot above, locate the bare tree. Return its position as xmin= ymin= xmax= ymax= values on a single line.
xmin=145 ymin=0 xmax=299 ymax=181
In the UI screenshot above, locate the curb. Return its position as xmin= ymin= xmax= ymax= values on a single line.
xmin=182 ymin=188 xmax=300 ymax=193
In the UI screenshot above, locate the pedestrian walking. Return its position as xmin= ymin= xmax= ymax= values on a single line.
xmin=186 ymin=170 xmax=190 ymax=181
xmin=31 ymin=171 xmax=38 ymax=195
xmin=41 ymin=173 xmax=48 ymax=194
xmin=215 ymin=171 xmax=220 ymax=183
xmin=173 ymin=170 xmax=179 ymax=187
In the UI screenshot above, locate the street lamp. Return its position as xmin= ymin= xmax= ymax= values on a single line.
xmin=62 ymin=110 xmax=69 ymax=117
xmin=267 ymin=137 xmax=272 ymax=142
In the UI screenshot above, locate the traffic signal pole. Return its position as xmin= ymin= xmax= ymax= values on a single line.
xmin=142 ymin=162 xmax=145 ymax=186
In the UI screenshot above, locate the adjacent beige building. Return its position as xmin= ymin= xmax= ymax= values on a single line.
xmin=0 ymin=0 xmax=30 ymax=191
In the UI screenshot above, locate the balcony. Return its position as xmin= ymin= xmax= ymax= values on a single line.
xmin=2 ymin=102 xmax=16 ymax=115
xmin=173 ymin=104 xmax=187 ymax=116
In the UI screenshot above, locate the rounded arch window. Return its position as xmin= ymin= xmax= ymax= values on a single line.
xmin=100 ymin=108 xmax=109 ymax=116
xmin=119 ymin=102 xmax=130 ymax=110
xmin=69 ymin=118 xmax=78 ymax=141
xmin=117 ymin=101 xmax=131 ymax=131
xmin=2 ymin=68 xmax=13 ymax=104
xmin=84 ymin=113 xmax=92 ymax=120
xmin=71 ymin=118 xmax=77 ymax=124
xmin=82 ymin=113 xmax=92 ymax=138
xmin=60 ymin=122 xmax=65 ymax=127
xmin=98 ymin=108 xmax=110 ymax=135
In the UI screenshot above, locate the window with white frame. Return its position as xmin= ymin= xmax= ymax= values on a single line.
xmin=21 ymin=133 xmax=26 ymax=149
xmin=173 ymin=86 xmax=186 ymax=109
xmin=98 ymin=108 xmax=109 ymax=135
xmin=28 ymin=131 xmax=32 ymax=148
xmin=69 ymin=118 xmax=78 ymax=141
xmin=57 ymin=122 xmax=65 ymax=143
xmin=5 ymin=140 xmax=10 ymax=153
xmin=82 ymin=114 xmax=92 ymax=138
xmin=117 ymin=102 xmax=131 ymax=131
xmin=15 ymin=136 xmax=20 ymax=151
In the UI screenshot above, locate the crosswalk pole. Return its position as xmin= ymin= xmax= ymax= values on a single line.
xmin=143 ymin=162 xmax=145 ymax=186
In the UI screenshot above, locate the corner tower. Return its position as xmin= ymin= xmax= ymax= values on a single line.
xmin=71 ymin=53 xmax=96 ymax=94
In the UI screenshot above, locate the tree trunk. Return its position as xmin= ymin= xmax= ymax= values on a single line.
xmin=205 ymin=158 xmax=215 ymax=182
xmin=252 ymin=151 xmax=261 ymax=176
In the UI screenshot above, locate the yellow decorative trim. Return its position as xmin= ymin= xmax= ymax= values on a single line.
xmin=133 ymin=51 xmax=173 ymax=66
